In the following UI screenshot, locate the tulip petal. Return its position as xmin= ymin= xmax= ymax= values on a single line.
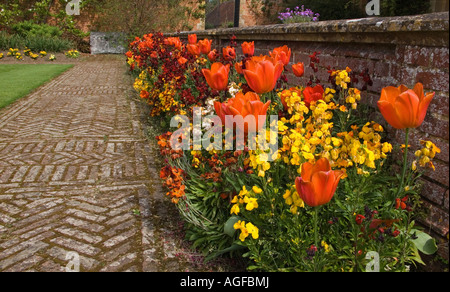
xmin=300 ymin=162 xmax=314 ymax=182
xmin=417 ymin=91 xmax=435 ymax=125
xmin=395 ymin=90 xmax=420 ymax=128
xmin=380 ymin=86 xmax=401 ymax=103
xmin=377 ymin=100 xmax=405 ymax=129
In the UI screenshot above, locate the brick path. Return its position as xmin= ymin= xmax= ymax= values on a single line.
xmin=0 ymin=57 xmax=207 ymax=272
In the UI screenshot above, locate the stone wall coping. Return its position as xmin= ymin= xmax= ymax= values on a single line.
xmin=169 ymin=12 xmax=449 ymax=47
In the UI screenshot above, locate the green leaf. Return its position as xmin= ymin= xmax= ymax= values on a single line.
xmin=411 ymin=230 xmax=438 ymax=255
xmin=224 ymin=216 xmax=241 ymax=237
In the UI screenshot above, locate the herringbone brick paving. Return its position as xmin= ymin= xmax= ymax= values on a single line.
xmin=0 ymin=56 xmax=211 ymax=272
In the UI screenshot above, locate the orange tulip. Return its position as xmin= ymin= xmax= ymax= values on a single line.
xmin=270 ymin=45 xmax=291 ymax=66
xmin=241 ymin=41 xmax=255 ymax=57
xmin=198 ymin=38 xmax=212 ymax=55
xmin=243 ymin=56 xmax=284 ymax=94
xmin=292 ymin=62 xmax=305 ymax=77
xmin=377 ymin=83 xmax=435 ymax=129
xmin=186 ymin=44 xmax=201 ymax=56
xmin=202 ymin=62 xmax=230 ymax=91
xmin=295 ymin=158 xmax=344 ymax=207
xmin=214 ymin=92 xmax=271 ymax=134
xmin=223 ymin=46 xmax=236 ymax=61
xmin=188 ymin=34 xmax=197 ymax=44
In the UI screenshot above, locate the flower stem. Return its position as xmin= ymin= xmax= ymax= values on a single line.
xmin=398 ymin=128 xmax=410 ymax=196
xmin=313 ymin=206 xmax=320 ymax=272
xmin=314 ymin=206 xmax=319 ymax=248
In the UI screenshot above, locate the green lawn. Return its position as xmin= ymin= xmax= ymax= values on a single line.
xmin=0 ymin=64 xmax=73 ymax=109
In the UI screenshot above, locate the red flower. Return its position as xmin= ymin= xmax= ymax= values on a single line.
xmin=303 ymin=85 xmax=324 ymax=108
xmin=395 ymin=195 xmax=411 ymax=211
xmin=355 ymin=214 xmax=366 ymax=225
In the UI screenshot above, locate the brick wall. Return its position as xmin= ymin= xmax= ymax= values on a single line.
xmin=170 ymin=12 xmax=449 ymax=258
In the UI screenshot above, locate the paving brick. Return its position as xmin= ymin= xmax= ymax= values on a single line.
xmin=0 ymin=57 xmax=222 ymax=272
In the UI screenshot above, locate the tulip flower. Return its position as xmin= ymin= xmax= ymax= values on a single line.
xmin=270 ymin=45 xmax=291 ymax=66
xmin=202 ymin=62 xmax=230 ymax=91
xmin=198 ymin=38 xmax=212 ymax=55
xmin=186 ymin=44 xmax=201 ymax=56
xmin=378 ymin=83 xmax=435 ymax=197
xmin=295 ymin=158 xmax=344 ymax=207
xmin=377 ymin=83 xmax=434 ymax=130
xmin=241 ymin=41 xmax=255 ymax=57
xmin=292 ymin=62 xmax=305 ymax=77
xmin=214 ymin=91 xmax=271 ymax=134
xmin=208 ymin=49 xmax=218 ymax=62
xmin=303 ymin=84 xmax=324 ymax=108
xmin=223 ymin=46 xmax=236 ymax=61
xmin=188 ymin=34 xmax=197 ymax=44
xmin=243 ymin=56 xmax=284 ymax=94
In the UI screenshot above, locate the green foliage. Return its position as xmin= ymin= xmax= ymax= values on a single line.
xmin=12 ymin=21 xmax=63 ymax=38
xmin=0 ymin=31 xmax=74 ymax=52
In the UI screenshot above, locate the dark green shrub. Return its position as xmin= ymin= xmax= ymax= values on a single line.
xmin=380 ymin=0 xmax=431 ymax=16
xmin=0 ymin=31 xmax=73 ymax=52
xmin=12 ymin=21 xmax=63 ymax=38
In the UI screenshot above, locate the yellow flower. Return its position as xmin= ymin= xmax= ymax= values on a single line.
xmin=252 ymin=186 xmax=263 ymax=194
xmin=321 ymin=241 xmax=331 ymax=253
xmin=244 ymin=197 xmax=259 ymax=211
xmin=230 ymin=204 xmax=240 ymax=215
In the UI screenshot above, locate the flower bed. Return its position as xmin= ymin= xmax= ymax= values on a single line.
xmin=126 ymin=32 xmax=440 ymax=272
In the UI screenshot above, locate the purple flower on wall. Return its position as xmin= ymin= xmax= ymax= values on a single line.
xmin=278 ymin=4 xmax=320 ymax=23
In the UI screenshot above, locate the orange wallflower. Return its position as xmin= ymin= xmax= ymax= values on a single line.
xmin=164 ymin=37 xmax=182 ymax=50
xmin=214 ymin=91 xmax=271 ymax=134
xmin=202 ymin=62 xmax=231 ymax=91
xmin=377 ymin=83 xmax=435 ymax=129
xmin=292 ymin=62 xmax=305 ymax=77
xmin=235 ymin=61 xmax=244 ymax=75
xmin=242 ymin=41 xmax=255 ymax=57
xmin=243 ymin=56 xmax=284 ymax=94
xmin=295 ymin=158 xmax=344 ymax=207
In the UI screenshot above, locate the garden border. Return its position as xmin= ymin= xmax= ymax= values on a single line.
xmin=168 ymin=12 xmax=449 ymax=259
